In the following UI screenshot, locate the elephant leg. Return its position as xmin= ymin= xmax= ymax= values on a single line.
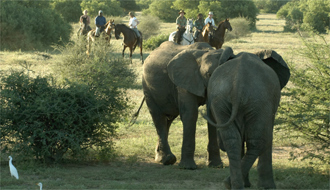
xmin=153 ymin=114 xmax=177 ymax=165
xmin=207 ymin=121 xmax=223 ymax=168
xmin=178 ymin=89 xmax=198 ymax=169
xmin=221 ymin=127 xmax=244 ymax=190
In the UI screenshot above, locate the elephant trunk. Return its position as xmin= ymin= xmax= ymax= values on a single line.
xmin=219 ymin=47 xmax=234 ymax=66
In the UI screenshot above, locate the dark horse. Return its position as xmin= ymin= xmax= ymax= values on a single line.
xmin=209 ymin=18 xmax=232 ymax=49
xmin=114 ymin=24 xmax=143 ymax=64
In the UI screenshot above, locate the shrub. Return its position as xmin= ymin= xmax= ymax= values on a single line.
xmin=224 ymin=17 xmax=251 ymax=42
xmin=0 ymin=1 xmax=71 ymax=50
xmin=51 ymin=0 xmax=82 ymax=23
xmin=277 ymin=0 xmax=330 ymax=33
xmin=139 ymin=15 xmax=161 ymax=40
xmin=143 ymin=33 xmax=169 ymax=50
xmin=143 ymin=0 xmax=177 ymax=22
xmin=277 ymin=33 xmax=330 ymax=165
xmin=253 ymin=0 xmax=290 ymax=13
xmin=80 ymin=0 xmax=123 ymax=18
xmin=0 ymin=71 xmax=116 ymax=162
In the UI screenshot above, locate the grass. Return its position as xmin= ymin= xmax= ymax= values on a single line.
xmin=1 ymin=14 xmax=329 ymax=189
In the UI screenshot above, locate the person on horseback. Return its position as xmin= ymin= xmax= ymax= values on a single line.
xmin=204 ymin=11 xmax=216 ymax=27
xmin=193 ymin=13 xmax=204 ymax=40
xmin=174 ymin=10 xmax=187 ymax=44
xmin=128 ymin=12 xmax=141 ymax=47
xmin=95 ymin=10 xmax=106 ymax=37
xmin=78 ymin=9 xmax=92 ymax=35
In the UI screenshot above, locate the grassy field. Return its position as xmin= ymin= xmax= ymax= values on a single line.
xmin=1 ymin=14 xmax=329 ymax=189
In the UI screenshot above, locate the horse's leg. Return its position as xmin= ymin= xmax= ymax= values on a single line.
xmin=140 ymin=41 xmax=143 ymax=64
xmin=122 ymin=45 xmax=127 ymax=58
xmin=129 ymin=46 xmax=133 ymax=64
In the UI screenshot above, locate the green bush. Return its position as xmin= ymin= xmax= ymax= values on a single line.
xmin=80 ymin=0 xmax=123 ymax=18
xmin=0 ymin=71 xmax=115 ymax=163
xmin=224 ymin=17 xmax=251 ymax=41
xmin=139 ymin=15 xmax=161 ymax=40
xmin=253 ymin=0 xmax=290 ymax=13
xmin=277 ymin=33 xmax=330 ymax=165
xmin=143 ymin=0 xmax=177 ymax=22
xmin=51 ymin=0 xmax=83 ymax=23
xmin=277 ymin=0 xmax=330 ymax=33
xmin=143 ymin=33 xmax=169 ymax=50
xmin=0 ymin=1 xmax=71 ymax=50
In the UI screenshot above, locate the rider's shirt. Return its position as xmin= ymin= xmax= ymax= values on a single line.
xmin=194 ymin=19 xmax=204 ymax=30
xmin=176 ymin=16 xmax=187 ymax=28
xmin=95 ymin=16 xmax=106 ymax=26
xmin=204 ymin=17 xmax=215 ymax=27
xmin=129 ymin=17 xmax=139 ymax=28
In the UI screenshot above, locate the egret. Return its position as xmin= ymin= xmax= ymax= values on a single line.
xmin=8 ymin=156 xmax=19 ymax=179
xmin=37 ymin=182 xmax=43 ymax=190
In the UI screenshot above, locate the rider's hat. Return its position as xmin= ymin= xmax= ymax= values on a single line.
xmin=208 ymin=11 xmax=213 ymax=15
xmin=178 ymin=10 xmax=186 ymax=15
xmin=99 ymin=10 xmax=103 ymax=15
xmin=128 ymin=12 xmax=135 ymax=17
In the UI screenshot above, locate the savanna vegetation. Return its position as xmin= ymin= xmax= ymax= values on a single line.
xmin=0 ymin=0 xmax=329 ymax=188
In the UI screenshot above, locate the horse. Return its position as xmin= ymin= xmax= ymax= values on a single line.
xmin=114 ymin=24 xmax=143 ymax=64
xmin=86 ymin=20 xmax=115 ymax=56
xmin=195 ymin=21 xmax=214 ymax=42
xmin=209 ymin=18 xmax=232 ymax=49
xmin=169 ymin=19 xmax=194 ymax=45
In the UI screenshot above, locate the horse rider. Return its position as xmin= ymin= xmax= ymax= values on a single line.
xmin=78 ymin=9 xmax=92 ymax=35
xmin=95 ymin=10 xmax=106 ymax=37
xmin=194 ymin=13 xmax=204 ymax=40
xmin=128 ymin=12 xmax=141 ymax=47
xmin=204 ymin=11 xmax=216 ymax=28
xmin=174 ymin=10 xmax=187 ymax=44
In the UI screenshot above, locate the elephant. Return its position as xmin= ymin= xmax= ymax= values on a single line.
xmin=204 ymin=47 xmax=290 ymax=189
xmin=142 ymin=41 xmax=225 ymax=169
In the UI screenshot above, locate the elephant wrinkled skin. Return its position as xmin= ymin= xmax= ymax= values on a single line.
xmin=205 ymin=47 xmax=290 ymax=189
xmin=142 ymin=41 xmax=224 ymax=169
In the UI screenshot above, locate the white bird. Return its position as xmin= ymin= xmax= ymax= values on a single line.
xmin=37 ymin=182 xmax=43 ymax=190
xmin=8 ymin=156 xmax=19 ymax=179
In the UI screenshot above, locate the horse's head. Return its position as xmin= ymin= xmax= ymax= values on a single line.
xmin=105 ymin=19 xmax=115 ymax=36
xmin=114 ymin=24 xmax=121 ymax=39
xmin=186 ymin=19 xmax=194 ymax=33
xmin=224 ymin=18 xmax=232 ymax=31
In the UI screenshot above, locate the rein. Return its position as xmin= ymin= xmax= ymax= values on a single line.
xmin=182 ymin=36 xmax=194 ymax=44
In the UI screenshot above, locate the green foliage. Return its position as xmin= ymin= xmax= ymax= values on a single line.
xmin=138 ymin=15 xmax=161 ymax=39
xmin=224 ymin=17 xmax=251 ymax=41
xmin=51 ymin=0 xmax=83 ymax=23
xmin=172 ymin=0 xmax=200 ymax=19
xmin=80 ymin=0 xmax=123 ymax=18
xmin=143 ymin=33 xmax=169 ymax=50
xmin=143 ymin=0 xmax=178 ymax=22
xmin=277 ymin=0 xmax=330 ymax=33
xmin=254 ymin=0 xmax=290 ymax=13
xmin=136 ymin=0 xmax=154 ymax=10
xmin=118 ymin=0 xmax=139 ymax=12
xmin=0 ymin=71 xmax=115 ymax=162
xmin=216 ymin=0 xmax=259 ymax=29
xmin=278 ymin=33 xmax=330 ymax=165
xmin=0 ymin=1 xmax=71 ymax=50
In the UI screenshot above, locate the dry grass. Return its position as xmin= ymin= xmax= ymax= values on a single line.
xmin=1 ymin=14 xmax=329 ymax=189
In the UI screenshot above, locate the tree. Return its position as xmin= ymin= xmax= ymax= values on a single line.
xmin=277 ymin=33 xmax=330 ymax=165
xmin=80 ymin=0 xmax=123 ymax=18
xmin=118 ymin=0 xmax=139 ymax=12
xmin=144 ymin=0 xmax=177 ymax=22
xmin=254 ymin=0 xmax=290 ymax=13
xmin=51 ymin=0 xmax=83 ymax=23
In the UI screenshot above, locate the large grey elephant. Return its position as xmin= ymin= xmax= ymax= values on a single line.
xmin=204 ymin=47 xmax=290 ymax=189
xmin=142 ymin=41 xmax=224 ymax=169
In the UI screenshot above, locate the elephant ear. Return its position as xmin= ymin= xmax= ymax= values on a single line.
xmin=255 ymin=50 xmax=291 ymax=89
xmin=168 ymin=49 xmax=207 ymax=97
xmin=219 ymin=47 xmax=235 ymax=65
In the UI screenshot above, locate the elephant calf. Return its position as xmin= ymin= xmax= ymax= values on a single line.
xmin=205 ymin=47 xmax=290 ymax=189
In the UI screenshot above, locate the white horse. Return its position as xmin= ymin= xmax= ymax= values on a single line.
xmin=169 ymin=19 xmax=194 ymax=45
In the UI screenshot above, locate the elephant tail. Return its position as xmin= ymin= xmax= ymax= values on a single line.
xmin=203 ymin=96 xmax=239 ymax=129
xmin=128 ymin=97 xmax=145 ymax=127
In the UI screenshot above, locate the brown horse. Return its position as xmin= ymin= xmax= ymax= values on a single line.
xmin=86 ymin=20 xmax=115 ymax=55
xmin=209 ymin=18 xmax=232 ymax=49
xmin=114 ymin=24 xmax=143 ymax=64
xmin=195 ymin=22 xmax=214 ymax=42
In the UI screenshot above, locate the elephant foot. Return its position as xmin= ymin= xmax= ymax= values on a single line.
xmin=155 ymin=152 xmax=177 ymax=165
xmin=179 ymin=158 xmax=197 ymax=170
xmin=258 ymin=180 xmax=276 ymax=189
xmin=207 ymin=158 xmax=223 ymax=168
xmin=223 ymin=177 xmax=244 ymax=190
